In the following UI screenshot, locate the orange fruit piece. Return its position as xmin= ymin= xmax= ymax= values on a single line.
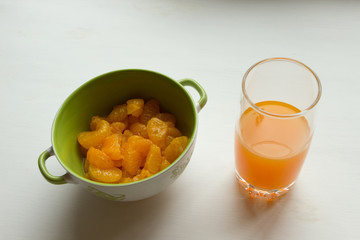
xmin=133 ymin=169 xmax=152 ymax=182
xmin=163 ymin=136 xmax=189 ymax=163
xmin=110 ymin=122 xmax=126 ymax=134
xmin=101 ymin=134 xmax=123 ymax=161
xmin=87 ymin=147 xmax=115 ymax=169
xmin=119 ymin=171 xmax=133 ymax=183
xmin=122 ymin=136 xmax=152 ymax=176
xmin=160 ymin=156 xmax=171 ymax=170
xmin=129 ymin=122 xmax=148 ymax=138
xmin=107 ymin=104 xmax=128 ymax=123
xmin=127 ymin=99 xmax=144 ymax=117
xmin=128 ymin=115 xmax=140 ymax=126
xmin=84 ymin=172 xmax=90 ymax=179
xmin=88 ymin=164 xmax=122 ymax=183
xmin=128 ymin=135 xmax=152 ymax=167
xmin=140 ymin=99 xmax=160 ymax=124
xmin=78 ymin=120 xmax=111 ymax=149
xmin=122 ymin=143 xmax=142 ymax=176
xmin=90 ymin=116 xmax=106 ymax=131
xmin=121 ymin=130 xmax=133 ymax=145
xmin=79 ymin=145 xmax=88 ymax=157
xmin=147 ymin=117 xmax=168 ymax=149
xmin=164 ymin=136 xmax=174 ymax=150
xmin=113 ymin=160 xmax=122 ymax=168
xmin=156 ymin=113 xmax=176 ymax=125
xmin=144 ymin=144 xmax=162 ymax=174
xmin=120 ymin=177 xmax=133 ymax=183
xmin=84 ymin=158 xmax=90 ymax=173
xmin=168 ymin=126 xmax=182 ymax=138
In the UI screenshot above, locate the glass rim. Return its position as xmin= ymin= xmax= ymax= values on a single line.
xmin=242 ymin=57 xmax=322 ymax=119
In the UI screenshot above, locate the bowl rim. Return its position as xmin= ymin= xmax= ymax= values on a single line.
xmin=51 ymin=68 xmax=198 ymax=187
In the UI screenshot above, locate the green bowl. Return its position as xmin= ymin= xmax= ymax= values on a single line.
xmin=38 ymin=69 xmax=207 ymax=201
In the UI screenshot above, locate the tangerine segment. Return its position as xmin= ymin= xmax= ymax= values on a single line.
xmin=78 ymin=120 xmax=111 ymax=149
xmin=121 ymin=130 xmax=133 ymax=145
xmin=90 ymin=116 xmax=105 ymax=131
xmin=160 ymin=157 xmax=171 ymax=170
xmin=147 ymin=117 xmax=168 ymax=149
xmin=84 ymin=158 xmax=90 ymax=173
xmin=128 ymin=115 xmax=140 ymax=126
xmin=127 ymin=135 xmax=152 ymax=167
xmin=87 ymin=147 xmax=115 ymax=169
xmin=120 ymin=177 xmax=133 ymax=184
xmin=110 ymin=122 xmax=126 ymax=134
xmin=168 ymin=127 xmax=182 ymax=138
xmin=144 ymin=144 xmax=162 ymax=174
xmin=166 ymin=122 xmax=175 ymax=128
xmin=129 ymin=122 xmax=148 ymax=138
xmin=107 ymin=104 xmax=127 ymax=123
xmin=88 ymin=164 xmax=122 ymax=183
xmin=163 ymin=136 xmax=189 ymax=163
xmin=122 ymin=136 xmax=152 ymax=176
xmin=156 ymin=113 xmax=176 ymax=125
xmin=113 ymin=160 xmax=122 ymax=168
xmin=164 ymin=136 xmax=174 ymax=150
xmin=101 ymin=134 xmax=123 ymax=161
xmin=122 ymin=143 xmax=143 ymax=176
xmin=119 ymin=170 xmax=133 ymax=183
xmin=133 ymin=169 xmax=152 ymax=182
xmin=140 ymin=99 xmax=160 ymax=124
xmin=127 ymin=99 xmax=144 ymax=117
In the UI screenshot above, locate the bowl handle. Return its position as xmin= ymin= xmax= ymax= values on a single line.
xmin=178 ymin=79 xmax=207 ymax=113
xmin=38 ymin=147 xmax=68 ymax=185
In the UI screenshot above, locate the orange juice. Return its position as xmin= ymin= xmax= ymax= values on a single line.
xmin=235 ymin=101 xmax=311 ymax=190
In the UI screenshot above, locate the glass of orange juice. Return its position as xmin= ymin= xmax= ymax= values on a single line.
xmin=235 ymin=58 xmax=322 ymax=200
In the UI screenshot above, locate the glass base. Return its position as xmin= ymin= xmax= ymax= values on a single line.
xmin=235 ymin=170 xmax=295 ymax=201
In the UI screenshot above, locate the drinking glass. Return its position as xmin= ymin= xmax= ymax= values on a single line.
xmin=235 ymin=58 xmax=322 ymax=200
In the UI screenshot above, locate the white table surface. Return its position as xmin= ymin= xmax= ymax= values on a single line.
xmin=1 ymin=0 xmax=359 ymax=239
